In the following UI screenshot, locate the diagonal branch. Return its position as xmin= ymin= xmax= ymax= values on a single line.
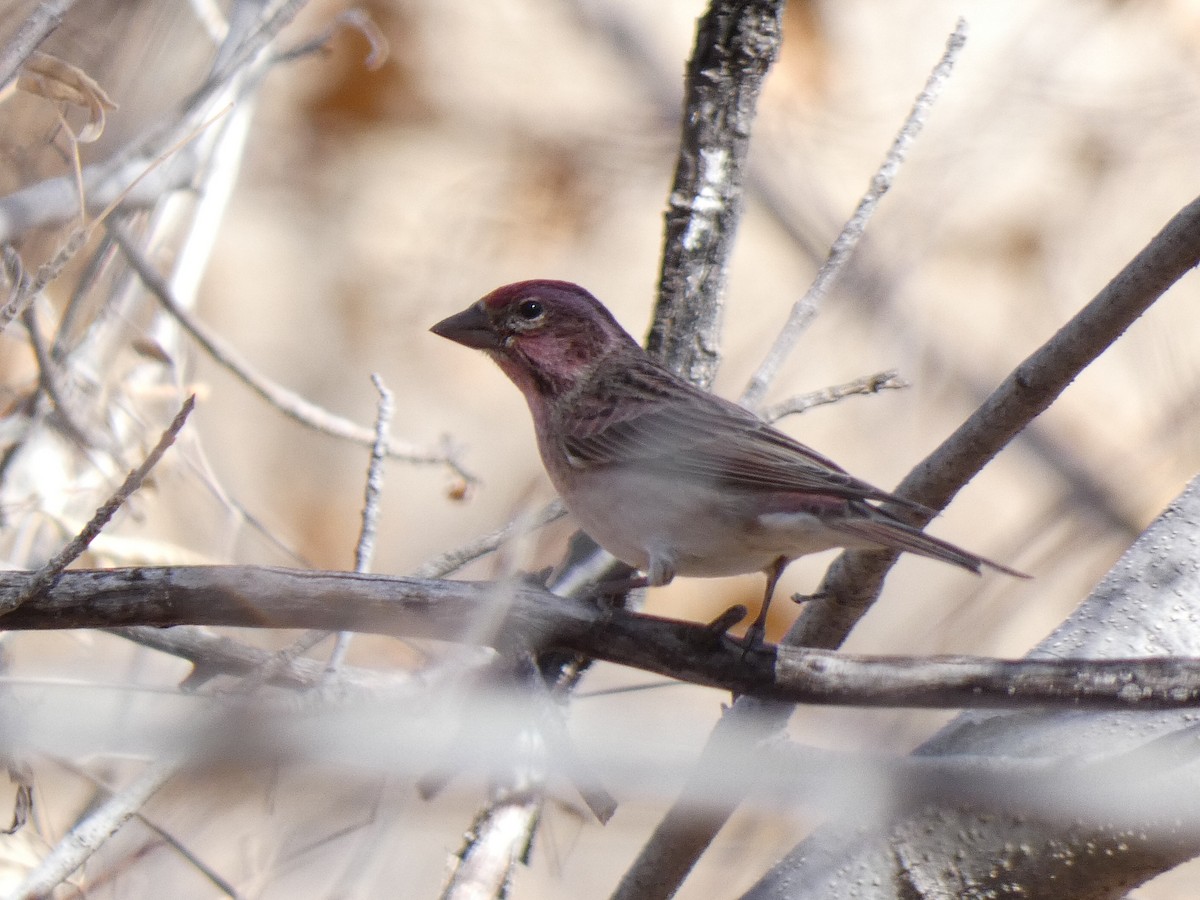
xmin=5 ymin=396 xmax=195 ymax=613
xmin=793 ymin=187 xmax=1200 ymax=651
xmin=0 ymin=0 xmax=79 ymax=90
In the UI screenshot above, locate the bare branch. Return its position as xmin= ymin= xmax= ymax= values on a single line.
xmin=0 ymin=0 xmax=79 ymax=90
xmin=5 ymin=395 xmax=195 ymax=614
xmin=2 ymin=565 xmax=1200 ymax=712
xmin=760 ymin=370 xmax=908 ymax=424
xmin=740 ymin=18 xmax=968 ymax=409
xmin=647 ymin=0 xmax=785 ymax=387
xmin=108 ymin=223 xmax=475 ymax=481
xmin=794 ymin=186 xmax=1200 ymax=651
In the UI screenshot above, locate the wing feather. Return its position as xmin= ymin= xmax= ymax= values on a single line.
xmin=558 ymin=357 xmax=924 ymax=510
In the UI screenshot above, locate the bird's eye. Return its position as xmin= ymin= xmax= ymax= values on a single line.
xmin=516 ymin=299 xmax=544 ymax=320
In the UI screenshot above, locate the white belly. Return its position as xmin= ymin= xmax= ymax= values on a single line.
xmin=552 ymin=464 xmax=860 ymax=579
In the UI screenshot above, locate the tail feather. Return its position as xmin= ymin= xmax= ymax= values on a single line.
xmin=829 ymin=511 xmax=1029 ymax=578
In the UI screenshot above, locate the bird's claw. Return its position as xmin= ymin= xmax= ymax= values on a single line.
xmin=739 ymin=622 xmax=767 ymax=659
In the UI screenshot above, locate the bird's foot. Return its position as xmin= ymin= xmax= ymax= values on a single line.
xmin=739 ymin=621 xmax=768 ymax=659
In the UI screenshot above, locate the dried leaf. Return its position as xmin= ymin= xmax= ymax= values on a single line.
xmin=16 ymin=51 xmax=118 ymax=143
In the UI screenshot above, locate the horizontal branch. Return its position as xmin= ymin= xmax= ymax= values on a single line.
xmin=5 ymin=565 xmax=1200 ymax=711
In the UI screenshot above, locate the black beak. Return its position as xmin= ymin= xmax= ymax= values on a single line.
xmin=430 ymin=302 xmax=501 ymax=350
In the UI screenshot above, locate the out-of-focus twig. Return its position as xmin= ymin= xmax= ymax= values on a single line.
xmin=0 ymin=0 xmax=79 ymax=90
xmin=11 ymin=757 xmax=177 ymax=900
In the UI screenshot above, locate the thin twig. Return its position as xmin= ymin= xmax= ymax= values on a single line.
xmin=4 ymin=395 xmax=195 ymax=614
xmin=328 ymin=373 xmax=395 ymax=674
xmin=354 ymin=374 xmax=393 ymax=575
xmin=108 ymin=222 xmax=474 ymax=481
xmin=412 ymin=500 xmax=566 ymax=579
xmin=760 ymin=370 xmax=908 ymax=423
xmin=21 ymin=304 xmax=95 ymax=448
xmin=740 ymin=18 xmax=968 ymax=410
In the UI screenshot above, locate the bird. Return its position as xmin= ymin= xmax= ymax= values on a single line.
xmin=431 ymin=279 xmax=1024 ymax=644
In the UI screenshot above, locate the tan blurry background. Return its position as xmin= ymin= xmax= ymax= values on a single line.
xmin=4 ymin=0 xmax=1200 ymax=896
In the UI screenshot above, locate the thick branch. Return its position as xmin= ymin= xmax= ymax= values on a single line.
xmin=795 ymin=189 xmax=1200 ymax=650
xmin=745 ymin=474 xmax=1200 ymax=899
xmin=5 ymin=566 xmax=1200 ymax=711
xmin=646 ymin=0 xmax=784 ymax=386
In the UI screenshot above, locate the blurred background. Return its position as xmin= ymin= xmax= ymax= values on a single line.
xmin=2 ymin=0 xmax=1200 ymax=896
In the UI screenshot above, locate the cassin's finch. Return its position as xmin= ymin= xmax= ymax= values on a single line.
xmin=432 ymin=280 xmax=1023 ymax=641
